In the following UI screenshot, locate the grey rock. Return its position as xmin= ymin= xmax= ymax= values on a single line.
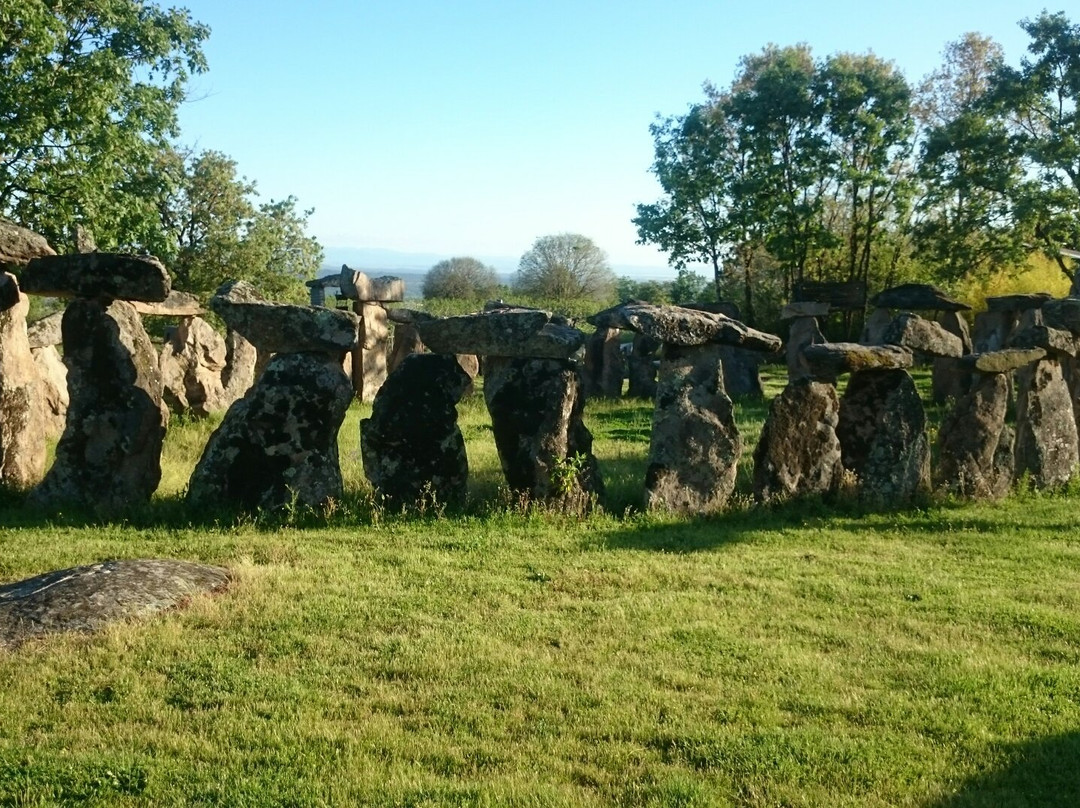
xmin=27 ymin=310 xmax=63 ymax=348
xmin=972 ymin=310 xmax=1017 ymax=352
xmin=753 ymin=378 xmax=842 ymax=502
xmin=1042 ymin=298 xmax=1080 ymax=336
xmin=21 ymin=253 xmax=170 ymax=302
xmin=781 ymin=301 xmax=830 ymax=320
xmin=130 ymin=290 xmax=202 ymax=317
xmin=360 ymin=354 xmax=470 ymax=507
xmin=1015 ymin=357 xmax=1079 ymax=488
xmin=935 ymin=372 xmax=1014 ymax=499
xmin=221 ymin=328 xmax=258 ymax=406
xmin=338 ymin=266 xmax=405 ymax=302
xmin=0 ymin=273 xmax=19 ymax=312
xmin=786 ymin=316 xmax=824 ymax=381
xmin=645 ymin=344 xmax=741 ymax=514
xmin=860 ymin=307 xmax=893 ymax=344
xmin=870 ymin=283 xmax=970 ymax=312
xmin=626 ymin=333 xmax=660 ymax=400
xmin=159 ymin=316 xmax=228 ymax=417
xmin=0 ymin=279 xmax=46 ymax=488
xmin=187 ymin=352 xmax=353 ymax=511
xmin=387 ymin=307 xmax=437 ymax=326
xmin=583 ymin=328 xmax=625 ymax=399
xmin=716 ymin=344 xmax=764 ymax=398
xmin=0 ymin=219 xmax=55 ymax=271
xmin=986 ymin=293 xmax=1053 ymax=312
xmin=883 ymin=312 xmax=964 ymax=358
xmin=0 ymin=559 xmax=229 ymax=649
xmin=30 ymin=299 xmax=168 ymax=510
xmin=932 ymin=311 xmax=974 ymax=405
xmin=387 ymin=322 xmax=425 ymax=375
xmin=31 ymin=345 xmax=68 ymax=440
xmin=589 ymin=301 xmax=781 ymax=352
xmin=802 ymin=342 xmax=913 ymax=381
xmin=1009 ymin=324 xmax=1080 ymax=357
xmin=417 ymin=308 xmax=585 ymax=359
xmin=355 ymin=302 xmax=389 ymax=401
xmin=959 ymin=348 xmax=1047 ymax=374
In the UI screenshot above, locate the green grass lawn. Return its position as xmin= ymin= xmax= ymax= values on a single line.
xmin=1 ymin=367 xmax=1079 ymax=806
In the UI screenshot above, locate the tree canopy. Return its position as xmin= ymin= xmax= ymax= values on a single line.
xmin=515 ymin=233 xmax=615 ymax=301
xmin=422 ymin=257 xmax=501 ymax=300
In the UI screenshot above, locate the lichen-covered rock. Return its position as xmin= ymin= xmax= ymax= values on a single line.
xmin=210 ymin=280 xmax=358 ymax=355
xmin=883 ymin=312 xmax=964 ymax=358
xmin=645 ymin=344 xmax=741 ymax=514
xmin=753 ymin=378 xmax=842 ymax=502
xmin=1014 ymin=357 xmax=1078 ymax=488
xmin=0 ymin=559 xmax=230 ymax=649
xmin=130 ymin=290 xmax=202 ymax=317
xmin=221 ymin=328 xmax=258 ymax=406
xmin=860 ymin=307 xmax=893 ymax=344
xmin=27 ymin=310 xmax=63 ymax=348
xmin=960 ymin=348 xmax=1046 ymax=373
xmin=360 ymin=354 xmax=470 ymax=507
xmin=31 ymin=345 xmax=68 ymax=440
xmin=484 ymin=357 xmax=603 ymax=505
xmin=338 ymin=266 xmax=405 ymax=302
xmin=30 ymin=299 xmax=167 ymax=510
xmin=786 ymin=316 xmax=824 ymax=381
xmin=356 ymin=302 xmax=389 ymax=401
xmin=716 ymin=344 xmax=764 ymax=398
xmin=387 ymin=322 xmax=425 ymax=375
xmin=159 ymin=316 xmax=228 ymax=417
xmin=837 ymin=369 xmax=930 ymax=504
xmin=626 ymin=333 xmax=660 ymax=399
xmin=583 ymin=327 xmax=625 ymax=399
xmin=931 ymin=311 xmax=974 ymax=404
xmin=1009 ymin=324 xmax=1080 ymax=357
xmin=0 ymin=219 xmax=55 ymax=271
xmin=0 ymin=278 xmax=46 ymax=488
xmin=187 ymin=352 xmax=353 ymax=511
xmin=935 ymin=372 xmax=1014 ymax=499
xmin=870 ymin=283 xmax=969 ymax=311
xmin=1042 ymin=298 xmax=1080 ymax=336
xmin=20 ymin=253 xmax=170 ymax=302
xmin=781 ymin=301 xmax=829 ymax=320
xmin=589 ymin=301 xmax=781 ymax=352
xmin=417 ymin=308 xmax=585 ymax=359
xmin=802 ymin=342 xmax=913 ymax=381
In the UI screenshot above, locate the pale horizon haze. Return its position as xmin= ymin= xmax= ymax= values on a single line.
xmin=173 ymin=1 xmax=1064 ymax=276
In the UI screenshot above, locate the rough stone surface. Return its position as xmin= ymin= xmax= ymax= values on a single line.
xmin=188 ymin=352 xmax=353 ymax=511
xmin=0 ymin=559 xmax=230 ymax=649
xmin=589 ymin=301 xmax=781 ymax=352
xmin=987 ymin=293 xmax=1052 ymax=312
xmin=0 ymin=281 xmax=46 ymax=488
xmin=159 ymin=316 xmax=228 ymax=417
xmin=645 ymin=344 xmax=741 ymax=514
xmin=0 ymin=219 xmax=55 ymax=271
xmin=960 ymin=348 xmax=1046 ymax=374
xmin=26 ymin=310 xmax=63 ymax=348
xmin=781 ymin=301 xmax=830 ymax=320
xmin=870 ymin=283 xmax=970 ymax=312
xmin=360 ymin=354 xmax=470 ymax=507
xmin=837 ymin=369 xmax=930 ymax=504
xmin=484 ymin=357 xmax=603 ymax=504
xmin=716 ymin=344 xmax=764 ymax=398
xmin=1042 ymin=298 xmax=1080 ymax=336
xmin=21 ymin=253 xmax=170 ymax=302
xmin=753 ymin=378 xmax=842 ymax=502
xmin=583 ymin=328 xmax=625 ymax=399
xmin=935 ymin=372 xmax=1014 ymax=499
xmin=30 ymin=299 xmax=168 ymax=510
xmin=387 ymin=322 xmax=425 ymax=375
xmin=210 ymin=280 xmax=358 ymax=355
xmin=338 ymin=266 xmax=405 ymax=302
xmin=417 ymin=309 xmax=585 ymax=359
xmin=972 ymin=310 xmax=1017 ymax=352
xmin=802 ymin=342 xmax=913 ymax=380
xmin=1014 ymin=357 xmax=1079 ymax=488
xmin=932 ymin=311 xmax=974 ymax=404
xmin=860 ymin=307 xmax=893 ymax=344
xmin=0 ymin=274 xmax=19 ymax=312
xmin=32 ymin=345 xmax=68 ymax=440
xmin=130 ymin=290 xmax=202 ymax=317
xmin=786 ymin=316 xmax=825 ymax=381
xmin=627 ymin=333 xmax=660 ymax=400
xmin=883 ymin=312 xmax=964 ymax=358
xmin=1009 ymin=324 xmax=1080 ymax=357
xmin=221 ymin=329 xmax=258 ymax=406
xmin=356 ymin=302 xmax=389 ymax=401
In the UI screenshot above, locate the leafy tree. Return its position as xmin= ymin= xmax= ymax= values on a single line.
xmin=668 ymin=267 xmax=712 ymax=303
xmin=0 ymin=0 xmax=209 ymax=250
xmin=422 ymin=256 xmax=500 ymax=299
xmin=616 ymin=276 xmax=669 ymax=304
xmin=515 ymin=233 xmax=615 ymax=301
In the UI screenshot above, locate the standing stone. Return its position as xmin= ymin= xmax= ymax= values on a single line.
xmin=861 ymin=307 xmax=894 ymax=344
xmin=159 ymin=316 xmax=228 ymax=417
xmin=932 ymin=310 xmax=974 ymax=404
xmin=717 ymin=344 xmax=764 ymax=398
xmin=484 ymin=357 xmax=603 ymax=505
xmin=360 ymin=354 xmax=470 ymax=507
xmin=935 ymin=372 xmax=1014 ymax=499
xmin=645 ymin=344 xmax=741 ymax=514
xmin=583 ymin=327 xmax=624 ymax=399
xmin=187 ymin=352 xmax=353 ymax=511
xmin=837 ymin=369 xmax=930 ymax=504
xmin=1015 ymin=357 xmax=1078 ymax=488
xmin=457 ymin=354 xmax=480 ymax=397
xmin=786 ymin=316 xmax=824 ymax=381
xmin=627 ymin=333 xmax=660 ymax=399
xmin=0 ymin=279 xmax=46 ymax=488
xmin=972 ymin=310 xmax=1018 ymax=353
xmin=31 ymin=346 xmax=68 ymax=440
xmin=221 ymin=328 xmax=258 ymax=406
xmin=30 ymin=299 xmax=167 ymax=510
xmin=753 ymin=379 xmax=842 ymax=502
xmin=358 ymin=302 xmax=389 ymax=401
xmin=387 ymin=322 xmax=425 ymax=375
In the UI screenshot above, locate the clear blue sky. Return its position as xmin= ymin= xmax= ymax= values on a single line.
xmin=174 ymin=0 xmax=1063 ymax=272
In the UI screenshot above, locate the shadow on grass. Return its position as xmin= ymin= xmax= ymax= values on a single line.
xmin=927 ymin=731 xmax=1080 ymax=807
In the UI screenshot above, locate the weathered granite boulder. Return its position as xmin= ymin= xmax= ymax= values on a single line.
xmin=417 ymin=308 xmax=585 ymax=359
xmin=1041 ymin=298 xmax=1080 ymax=336
xmin=0 ymin=219 xmax=55 ymax=271
xmin=30 ymin=299 xmax=168 ymax=510
xmin=356 ymin=302 xmax=389 ymax=401
xmin=870 ymin=283 xmax=969 ymax=312
xmin=27 ymin=310 xmax=63 ymax=348
xmin=753 ymin=378 xmax=842 ymax=502
xmin=972 ymin=310 xmax=1017 ymax=352
xmin=786 ymin=315 xmax=825 ymax=381
xmin=0 ymin=559 xmax=230 ymax=649
xmin=861 ymin=307 xmax=893 ymax=344
xmin=802 ymin=342 xmax=913 ymax=381
xmin=627 ymin=333 xmax=660 ymax=400
xmin=31 ymin=345 xmax=68 ymax=440
xmin=210 ymin=280 xmax=358 ymax=355
xmin=1014 ymin=357 xmax=1078 ymax=488
xmin=932 ymin=311 xmax=974 ymax=404
xmin=20 ymin=253 xmax=170 ymax=302
xmin=987 ymin=293 xmax=1052 ymax=312
xmin=935 ymin=372 xmax=1015 ymax=499
xmin=484 ymin=357 xmax=603 ymax=505
xmin=959 ymin=348 xmax=1046 ymax=373
xmin=883 ymin=312 xmax=964 ymax=357
xmin=583 ymin=327 xmax=625 ymax=399
xmin=387 ymin=322 xmax=425 ymax=375
xmin=360 ymin=354 xmax=471 ymax=507
xmin=187 ymin=351 xmax=353 ymax=511
xmin=0 ymin=278 xmax=46 ymax=488
xmin=645 ymin=344 xmax=741 ymax=514
xmin=221 ymin=328 xmax=258 ymax=406
xmin=159 ymin=316 xmax=228 ymax=417
xmin=1009 ymin=324 xmax=1080 ymax=357
xmin=130 ymin=290 xmax=202 ymax=317
xmin=717 ymin=344 xmax=764 ymax=398
xmin=589 ymin=301 xmax=781 ymax=352
xmin=338 ymin=266 xmax=405 ymax=302
xmin=837 ymin=369 xmax=930 ymax=504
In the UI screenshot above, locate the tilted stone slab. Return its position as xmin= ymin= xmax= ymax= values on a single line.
xmin=338 ymin=266 xmax=405 ymax=302
xmin=935 ymin=373 xmax=1014 ymax=499
xmin=1042 ymin=298 xmax=1080 ymax=336
xmin=26 ymin=310 xmax=63 ymax=348
xmin=583 ymin=327 xmax=625 ymax=400
xmin=130 ymin=290 xmax=202 ymax=317
xmin=1009 ymin=324 xmax=1080 ymax=357
xmin=883 ymin=312 xmax=964 ymax=358
xmin=416 ymin=308 xmax=585 ymax=359
xmin=870 ymin=283 xmax=970 ymax=312
xmin=987 ymin=293 xmax=1053 ymax=312
xmin=387 ymin=307 xmax=437 ymax=326
xmin=959 ymin=348 xmax=1047 ymax=374
xmin=21 ymin=253 xmax=170 ymax=302
xmin=0 ymin=559 xmax=230 ymax=649
xmin=781 ymin=301 xmax=830 ymax=320
xmin=0 ymin=219 xmax=54 ymax=271
xmin=588 ymin=301 xmax=781 ymax=352
xmin=210 ymin=280 xmax=359 ymax=354
xmin=802 ymin=342 xmax=913 ymax=380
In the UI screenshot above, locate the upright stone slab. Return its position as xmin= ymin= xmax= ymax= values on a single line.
xmin=935 ymin=372 xmax=1014 ymax=499
xmin=159 ymin=316 xmax=228 ymax=417
xmin=0 ymin=277 xmax=46 ymax=488
xmin=484 ymin=357 xmax=603 ymax=505
xmin=583 ymin=327 xmax=624 ymax=399
xmin=837 ymin=369 xmax=930 ymax=504
xmin=786 ymin=316 xmax=824 ymax=381
xmin=626 ymin=333 xmax=660 ymax=399
xmin=645 ymin=344 xmax=741 ymax=514
xmin=358 ymin=302 xmax=389 ymax=401
xmin=387 ymin=322 xmax=425 ymax=375
xmin=187 ymin=352 xmax=353 ymax=511
xmin=1015 ymin=357 xmax=1078 ymax=488
xmin=972 ymin=310 xmax=1018 ymax=352
xmin=31 ymin=345 xmax=68 ymax=440
xmin=932 ymin=310 xmax=973 ymax=404
xmin=753 ymin=378 xmax=842 ymax=502
xmin=30 ymin=299 xmax=167 ymax=510
xmin=360 ymin=354 xmax=470 ymax=507
xmin=221 ymin=328 xmax=258 ymax=406
xmin=716 ymin=345 xmax=764 ymax=398
xmin=861 ymin=307 xmax=893 ymax=345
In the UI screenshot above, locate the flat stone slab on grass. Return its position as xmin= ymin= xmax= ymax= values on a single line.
xmin=0 ymin=559 xmax=230 ymax=649
xmin=802 ymin=342 xmax=913 ymax=379
xmin=417 ymin=308 xmax=585 ymax=359
xmin=20 ymin=253 xmax=170 ymax=302
xmin=588 ymin=301 xmax=781 ymax=352
xmin=870 ymin=283 xmax=970 ymax=312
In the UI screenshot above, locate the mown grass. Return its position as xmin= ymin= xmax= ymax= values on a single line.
xmin=1 ymin=367 xmax=1079 ymax=806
